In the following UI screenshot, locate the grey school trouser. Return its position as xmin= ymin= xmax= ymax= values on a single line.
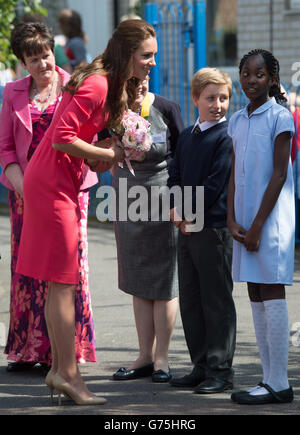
xmin=178 ymin=227 xmax=236 ymax=381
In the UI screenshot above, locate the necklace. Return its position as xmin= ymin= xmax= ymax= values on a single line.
xmin=32 ymin=73 xmax=57 ymax=104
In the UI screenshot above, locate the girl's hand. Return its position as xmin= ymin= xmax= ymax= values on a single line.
xmin=244 ymin=223 xmax=262 ymax=252
xmin=227 ymin=220 xmax=247 ymax=244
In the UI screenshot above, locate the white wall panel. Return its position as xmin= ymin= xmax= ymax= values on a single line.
xmin=67 ymin=0 xmax=113 ymax=59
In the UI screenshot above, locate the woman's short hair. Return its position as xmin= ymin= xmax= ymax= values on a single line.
xmin=11 ymin=22 xmax=55 ymax=64
xmin=192 ymin=67 xmax=233 ymax=99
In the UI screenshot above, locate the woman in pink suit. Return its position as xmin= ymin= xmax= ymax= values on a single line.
xmin=0 ymin=22 xmax=98 ymax=372
xmin=16 ymin=19 xmax=157 ymax=406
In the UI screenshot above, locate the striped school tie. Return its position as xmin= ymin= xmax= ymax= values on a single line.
xmin=193 ymin=125 xmax=201 ymax=134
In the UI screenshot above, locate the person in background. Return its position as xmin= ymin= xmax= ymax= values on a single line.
xmin=285 ymin=91 xmax=300 ymax=239
xmin=0 ymin=65 xmax=15 ymax=87
xmin=0 ymin=64 xmax=15 ymax=107
xmin=53 ymin=42 xmax=72 ymax=73
xmin=111 ymin=78 xmax=184 ymax=383
xmin=58 ymin=9 xmax=88 ymax=71
xmin=0 ymin=22 xmax=98 ymax=373
xmin=14 ymin=13 xmax=72 ymax=78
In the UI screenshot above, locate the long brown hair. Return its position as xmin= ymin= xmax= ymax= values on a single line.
xmin=65 ymin=19 xmax=156 ymax=128
xmin=58 ymin=9 xmax=85 ymax=40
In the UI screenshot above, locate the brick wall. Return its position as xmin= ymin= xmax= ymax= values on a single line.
xmin=237 ymin=0 xmax=300 ymax=87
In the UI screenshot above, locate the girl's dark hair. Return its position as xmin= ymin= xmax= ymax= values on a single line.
xmin=11 ymin=22 xmax=55 ymax=64
xmin=239 ymin=48 xmax=287 ymax=104
xmin=65 ymin=19 xmax=156 ymax=129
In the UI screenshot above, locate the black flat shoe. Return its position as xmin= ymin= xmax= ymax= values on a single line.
xmin=170 ymin=370 xmax=205 ymax=388
xmin=233 ymin=384 xmax=294 ymax=405
xmin=113 ymin=363 xmax=154 ymax=380
xmin=6 ymin=362 xmax=36 ymax=372
xmin=231 ymin=382 xmax=264 ymax=402
xmin=37 ymin=363 xmax=51 ymax=376
xmin=194 ymin=377 xmax=233 ymax=394
xmin=152 ymin=367 xmax=172 ymax=383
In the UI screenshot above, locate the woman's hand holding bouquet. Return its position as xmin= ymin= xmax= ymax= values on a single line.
xmin=111 ymin=109 xmax=152 ymax=175
xmin=86 ymin=136 xmax=124 ymax=172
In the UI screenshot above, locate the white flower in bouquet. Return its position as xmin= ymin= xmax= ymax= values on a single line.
xmin=112 ymin=109 xmax=152 ymax=174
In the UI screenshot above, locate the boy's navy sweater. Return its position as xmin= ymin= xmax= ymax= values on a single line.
xmin=167 ymin=120 xmax=232 ymax=228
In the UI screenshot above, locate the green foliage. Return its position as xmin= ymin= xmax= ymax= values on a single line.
xmin=0 ymin=0 xmax=47 ymax=68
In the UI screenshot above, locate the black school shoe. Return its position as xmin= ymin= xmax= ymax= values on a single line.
xmin=232 ymin=383 xmax=294 ymax=405
xmin=113 ymin=363 xmax=154 ymax=380
xmin=152 ymin=367 xmax=172 ymax=383
xmin=194 ymin=377 xmax=233 ymax=394
xmin=7 ymin=362 xmax=36 ymax=372
xmin=170 ymin=369 xmax=205 ymax=388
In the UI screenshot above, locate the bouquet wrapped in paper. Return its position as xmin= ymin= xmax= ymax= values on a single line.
xmin=112 ymin=109 xmax=152 ymax=175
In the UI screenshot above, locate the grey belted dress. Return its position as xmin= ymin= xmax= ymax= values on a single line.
xmin=113 ymin=94 xmax=184 ymax=300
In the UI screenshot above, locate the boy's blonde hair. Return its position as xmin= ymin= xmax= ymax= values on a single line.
xmin=192 ymin=67 xmax=233 ymax=99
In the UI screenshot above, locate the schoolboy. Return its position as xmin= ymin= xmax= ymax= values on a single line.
xmin=168 ymin=68 xmax=236 ymax=394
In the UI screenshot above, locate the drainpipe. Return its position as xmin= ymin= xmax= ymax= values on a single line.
xmin=193 ymin=0 xmax=207 ymax=71
xmin=114 ymin=0 xmax=119 ymax=28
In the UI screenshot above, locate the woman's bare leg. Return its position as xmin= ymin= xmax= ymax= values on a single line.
xmin=129 ymin=296 xmax=155 ymax=369
xmin=153 ymin=297 xmax=178 ymax=372
xmin=44 ymin=282 xmax=58 ymax=372
xmin=47 ymin=281 xmax=93 ymax=398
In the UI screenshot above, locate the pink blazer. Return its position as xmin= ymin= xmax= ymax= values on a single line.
xmin=0 ymin=65 xmax=98 ymax=191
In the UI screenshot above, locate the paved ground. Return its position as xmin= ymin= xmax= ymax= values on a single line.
xmin=0 ymin=205 xmax=299 ymax=416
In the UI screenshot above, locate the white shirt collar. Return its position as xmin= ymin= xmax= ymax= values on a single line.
xmin=192 ymin=116 xmax=226 ymax=133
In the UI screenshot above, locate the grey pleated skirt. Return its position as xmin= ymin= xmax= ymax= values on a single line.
xmin=113 ymin=162 xmax=178 ymax=300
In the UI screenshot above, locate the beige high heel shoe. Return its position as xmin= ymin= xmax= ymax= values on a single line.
xmin=45 ymin=370 xmax=56 ymax=404
xmin=52 ymin=373 xmax=107 ymax=406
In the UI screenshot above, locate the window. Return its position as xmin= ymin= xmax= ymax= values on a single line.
xmin=206 ymin=0 xmax=237 ymax=67
xmin=287 ymin=0 xmax=300 ymax=9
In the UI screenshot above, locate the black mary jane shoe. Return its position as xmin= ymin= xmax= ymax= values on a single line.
xmin=152 ymin=367 xmax=172 ymax=383
xmin=113 ymin=363 xmax=154 ymax=381
xmin=231 ymin=382 xmax=265 ymax=402
xmin=194 ymin=377 xmax=233 ymax=394
xmin=233 ymin=383 xmax=294 ymax=405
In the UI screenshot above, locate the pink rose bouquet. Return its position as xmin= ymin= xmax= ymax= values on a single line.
xmin=112 ymin=109 xmax=152 ymax=175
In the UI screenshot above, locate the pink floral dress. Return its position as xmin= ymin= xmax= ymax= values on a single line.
xmin=5 ymin=99 xmax=97 ymax=365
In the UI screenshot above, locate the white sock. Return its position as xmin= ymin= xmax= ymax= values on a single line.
xmin=250 ymin=302 xmax=270 ymax=385
xmin=264 ymin=299 xmax=290 ymax=392
xmin=247 ymin=385 xmax=265 ymax=395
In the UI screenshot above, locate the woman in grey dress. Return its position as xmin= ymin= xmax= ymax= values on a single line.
xmin=112 ymin=80 xmax=184 ymax=382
